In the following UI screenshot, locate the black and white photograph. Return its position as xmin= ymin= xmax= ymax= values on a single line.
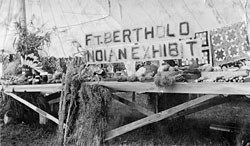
xmin=1 ymin=0 xmax=250 ymax=145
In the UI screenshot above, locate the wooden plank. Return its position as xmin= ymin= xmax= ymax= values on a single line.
xmin=169 ymin=95 xmax=228 ymax=120
xmin=155 ymin=94 xmax=158 ymax=113
xmin=87 ymin=81 xmax=250 ymax=95
xmin=48 ymin=98 xmax=60 ymax=104
xmin=39 ymin=114 xmax=48 ymax=125
xmin=50 ymin=104 xmax=54 ymax=112
xmin=3 ymin=84 xmax=62 ymax=93
xmin=210 ymin=124 xmax=232 ymax=132
xmin=48 ymin=95 xmax=72 ymax=105
xmin=105 ymin=94 xmax=218 ymax=141
xmin=210 ymin=124 xmax=250 ymax=133
xmin=112 ymin=94 xmax=154 ymax=116
xmin=4 ymin=92 xmax=59 ymax=125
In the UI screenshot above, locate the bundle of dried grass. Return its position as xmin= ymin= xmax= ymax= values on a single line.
xmin=66 ymin=83 xmax=112 ymax=146
xmin=57 ymin=60 xmax=112 ymax=146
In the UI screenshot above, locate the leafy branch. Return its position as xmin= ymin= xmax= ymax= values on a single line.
xmin=13 ymin=21 xmax=51 ymax=57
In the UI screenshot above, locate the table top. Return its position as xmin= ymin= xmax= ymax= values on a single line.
xmin=3 ymin=83 xmax=62 ymax=93
xmin=87 ymin=81 xmax=250 ymax=95
xmin=3 ymin=81 xmax=250 ymax=95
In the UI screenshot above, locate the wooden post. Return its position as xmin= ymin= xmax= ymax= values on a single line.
xmin=39 ymin=114 xmax=48 ymax=125
xmin=155 ymin=94 xmax=158 ymax=113
xmin=50 ymin=104 xmax=54 ymax=112
xmin=124 ymin=61 xmax=136 ymax=76
xmin=132 ymin=92 xmax=135 ymax=102
xmin=64 ymin=96 xmax=74 ymax=145
xmin=58 ymin=77 xmax=68 ymax=146
xmin=21 ymin=0 xmax=27 ymax=34
xmin=58 ymin=64 xmax=74 ymax=146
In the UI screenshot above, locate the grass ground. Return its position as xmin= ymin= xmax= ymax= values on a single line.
xmin=106 ymin=96 xmax=250 ymax=146
xmin=1 ymin=94 xmax=250 ymax=146
xmin=0 ymin=123 xmax=58 ymax=146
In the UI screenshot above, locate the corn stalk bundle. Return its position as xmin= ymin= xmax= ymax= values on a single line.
xmin=56 ymin=59 xmax=113 ymax=145
xmin=58 ymin=64 xmax=112 ymax=145
xmin=13 ymin=21 xmax=51 ymax=57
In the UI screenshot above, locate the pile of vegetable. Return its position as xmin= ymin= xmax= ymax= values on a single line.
xmin=196 ymin=59 xmax=250 ymax=83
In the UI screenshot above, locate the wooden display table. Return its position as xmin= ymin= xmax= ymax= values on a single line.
xmin=2 ymin=81 xmax=250 ymax=141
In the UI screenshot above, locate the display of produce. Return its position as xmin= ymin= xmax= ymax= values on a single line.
xmin=1 ymin=21 xmax=250 ymax=88
xmin=196 ymin=60 xmax=250 ymax=83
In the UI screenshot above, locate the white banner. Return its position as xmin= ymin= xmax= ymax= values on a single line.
xmin=85 ymin=39 xmax=203 ymax=64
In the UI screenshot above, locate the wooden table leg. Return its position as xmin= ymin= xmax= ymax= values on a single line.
xmin=132 ymin=92 xmax=136 ymax=102
xmin=155 ymin=94 xmax=158 ymax=113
